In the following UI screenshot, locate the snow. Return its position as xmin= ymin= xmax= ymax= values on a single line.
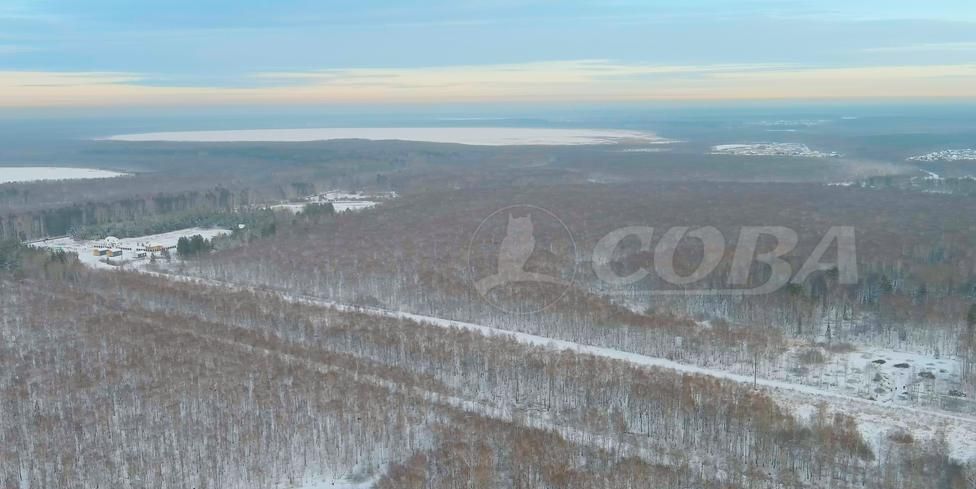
xmin=268 ymin=203 xmax=309 ymax=213
xmin=852 ymin=348 xmax=958 ymax=404
xmin=0 ymin=167 xmax=126 ymax=184
xmin=268 ymin=189 xmax=393 ymax=214
xmin=793 ymin=403 xmax=817 ymax=422
xmin=270 ymin=201 xmax=377 ymax=214
xmin=293 ymin=479 xmax=377 ymax=489
xmin=100 ymin=127 xmax=671 ymax=146
xmin=30 ymin=227 xmax=231 ymax=270
xmin=711 ymin=143 xmax=841 ymax=158
xmin=315 ymin=312 xmax=976 ymax=461
xmin=147 ymin=272 xmax=976 ymax=462
xmin=769 ymin=345 xmax=965 ymax=408
xmin=322 ymin=190 xmax=396 ymax=201
xmin=332 ymin=201 xmax=376 ymax=212
xmin=909 ymin=149 xmax=976 ymax=162
xmin=283 ymin=475 xmax=380 ymax=489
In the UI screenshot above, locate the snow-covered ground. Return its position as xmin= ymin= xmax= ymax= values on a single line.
xmin=139 ymin=272 xmax=692 ymax=481
xmin=711 ymin=143 xmax=841 ymax=158
xmin=909 ymin=149 xmax=976 ymax=162
xmin=290 ymin=480 xmax=374 ymax=489
xmin=326 ymin=303 xmax=976 ymax=461
xmin=147 ymin=272 xmax=976 ymax=463
xmin=322 ymin=190 xmax=397 ymax=201
xmin=268 ymin=189 xmax=394 ymax=214
xmin=333 ymin=201 xmax=376 ymax=212
xmin=769 ymin=346 xmax=966 ymax=407
xmin=100 ymin=127 xmax=670 ymax=146
xmin=0 ymin=166 xmax=126 ymax=184
xmin=270 ymin=201 xmax=377 ymax=214
xmin=30 ymin=227 xmax=230 ymax=270
xmin=268 ymin=203 xmax=307 ymax=213
xmin=281 ymin=474 xmax=381 ymax=489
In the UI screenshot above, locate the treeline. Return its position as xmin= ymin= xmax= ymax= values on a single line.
xmin=0 ymin=137 xmax=540 ymax=240
xmin=0 ymin=187 xmax=245 ymax=240
xmin=69 ymin=207 xmax=242 ymax=240
xmin=0 ymin=239 xmax=84 ymax=280
xmin=862 ymin=174 xmax=976 ymax=197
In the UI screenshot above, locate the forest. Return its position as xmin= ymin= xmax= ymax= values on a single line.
xmin=182 ymin=182 xmax=976 ymax=406
xmin=2 ymin=129 xmax=976 ymax=488
xmin=0 ymin=134 xmax=923 ymax=241
xmin=1 ymin=254 xmax=972 ymax=489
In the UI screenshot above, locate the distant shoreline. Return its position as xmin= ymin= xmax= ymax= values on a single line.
xmin=0 ymin=167 xmax=127 ymax=184
xmin=99 ymin=127 xmax=671 ymax=146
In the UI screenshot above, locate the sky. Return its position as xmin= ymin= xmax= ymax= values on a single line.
xmin=2 ymin=0 xmax=976 ymax=108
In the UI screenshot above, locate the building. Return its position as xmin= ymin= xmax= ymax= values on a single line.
xmin=145 ymin=243 xmax=166 ymax=253
xmin=107 ymin=249 xmax=123 ymax=257
xmin=92 ymin=248 xmax=108 ymax=256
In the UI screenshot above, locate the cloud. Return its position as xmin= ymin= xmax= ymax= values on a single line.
xmin=0 ymin=3 xmax=62 ymax=23
xmin=0 ymin=71 xmax=143 ymax=87
xmin=696 ymin=64 xmax=976 ymax=99
xmin=2 ymin=60 xmax=976 ymax=108
xmin=251 ymin=60 xmax=794 ymax=93
xmin=0 ymin=44 xmax=35 ymax=55
xmin=861 ymin=42 xmax=976 ymax=53
xmin=0 ymin=72 xmax=226 ymax=107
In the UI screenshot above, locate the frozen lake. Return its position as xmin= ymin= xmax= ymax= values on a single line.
xmin=101 ymin=127 xmax=668 ymax=146
xmin=0 ymin=167 xmax=127 ymax=184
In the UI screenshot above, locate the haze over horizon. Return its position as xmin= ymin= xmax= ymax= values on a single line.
xmin=3 ymin=0 xmax=976 ymax=109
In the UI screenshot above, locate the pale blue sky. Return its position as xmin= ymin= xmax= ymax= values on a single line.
xmin=2 ymin=1 xmax=975 ymax=106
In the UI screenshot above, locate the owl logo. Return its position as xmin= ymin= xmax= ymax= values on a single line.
xmin=497 ymin=215 xmax=536 ymax=279
xmin=469 ymin=206 xmax=576 ymax=312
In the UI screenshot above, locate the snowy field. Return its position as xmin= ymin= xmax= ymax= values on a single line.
xmin=333 ymin=201 xmax=376 ymax=212
xmin=101 ymin=127 xmax=669 ymax=146
xmin=268 ymin=189 xmax=394 ymax=214
xmin=0 ymin=166 xmax=126 ymax=184
xmin=30 ymin=227 xmax=230 ymax=270
xmin=909 ymin=149 xmax=976 ymax=162
xmin=768 ymin=346 xmax=966 ymax=408
xmin=711 ymin=143 xmax=841 ymax=158
xmin=270 ymin=201 xmax=377 ymax=214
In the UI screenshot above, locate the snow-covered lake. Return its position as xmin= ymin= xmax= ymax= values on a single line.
xmin=0 ymin=167 xmax=126 ymax=184
xmin=101 ymin=127 xmax=669 ymax=146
